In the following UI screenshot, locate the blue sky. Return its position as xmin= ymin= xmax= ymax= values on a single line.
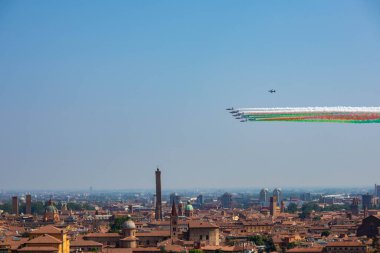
xmin=0 ymin=0 xmax=380 ymax=190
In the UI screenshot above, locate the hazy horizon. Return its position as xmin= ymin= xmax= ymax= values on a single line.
xmin=1 ymin=1 xmax=380 ymax=190
xmin=0 ymin=185 xmax=375 ymax=195
xmin=0 ymin=180 xmax=378 ymax=193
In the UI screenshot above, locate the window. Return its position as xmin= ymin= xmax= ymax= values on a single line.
xmin=206 ymin=235 xmax=209 ymax=240
xmin=200 ymin=235 xmax=203 ymax=240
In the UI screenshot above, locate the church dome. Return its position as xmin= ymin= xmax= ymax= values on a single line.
xmin=46 ymin=205 xmax=58 ymax=213
xmin=185 ymin=201 xmax=193 ymax=211
xmin=45 ymin=200 xmax=58 ymax=213
xmin=122 ymin=216 xmax=136 ymax=229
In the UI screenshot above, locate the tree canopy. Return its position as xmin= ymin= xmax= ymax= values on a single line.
xmin=109 ymin=216 xmax=130 ymax=233
xmin=287 ymin=203 xmax=298 ymax=213
xmin=248 ymin=235 xmax=276 ymax=251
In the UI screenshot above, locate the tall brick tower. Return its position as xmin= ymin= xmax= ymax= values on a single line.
xmin=351 ymin=197 xmax=360 ymax=216
xmin=270 ymin=196 xmax=278 ymax=217
xmin=26 ymin=194 xmax=32 ymax=215
xmin=12 ymin=196 xmax=19 ymax=215
xmin=155 ymin=168 xmax=162 ymax=220
xmin=170 ymin=200 xmax=178 ymax=240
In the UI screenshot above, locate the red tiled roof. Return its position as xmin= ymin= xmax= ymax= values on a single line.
xmin=162 ymin=244 xmax=186 ymax=252
xmin=188 ymin=221 xmax=218 ymax=229
xmin=0 ymin=237 xmax=28 ymax=250
xmin=84 ymin=233 xmax=121 ymax=238
xmin=132 ymin=247 xmax=161 ymax=253
xmin=120 ymin=236 xmax=139 ymax=241
xmin=27 ymin=234 xmax=62 ymax=244
xmin=286 ymin=248 xmax=323 ymax=253
xmin=326 ymin=241 xmax=364 ymax=247
xmin=136 ymin=231 xmax=170 ymax=237
xmin=102 ymin=249 xmax=133 ymax=253
xmin=202 ymin=245 xmax=244 ymax=252
xmin=70 ymin=239 xmax=103 ymax=247
xmin=29 ymin=225 xmax=63 ymax=235
xmin=18 ymin=246 xmax=59 ymax=252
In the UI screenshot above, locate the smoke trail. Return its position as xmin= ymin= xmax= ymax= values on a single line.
xmin=229 ymin=107 xmax=380 ymax=123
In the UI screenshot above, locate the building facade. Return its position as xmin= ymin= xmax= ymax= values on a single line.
xmin=357 ymin=215 xmax=380 ymax=238
xmin=187 ymin=222 xmax=219 ymax=246
xmin=221 ymin=193 xmax=232 ymax=209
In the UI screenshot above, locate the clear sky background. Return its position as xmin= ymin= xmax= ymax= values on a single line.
xmin=1 ymin=0 xmax=380 ymax=190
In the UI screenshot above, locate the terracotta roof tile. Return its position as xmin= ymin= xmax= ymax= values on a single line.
xmin=188 ymin=221 xmax=218 ymax=229
xmin=18 ymin=246 xmax=59 ymax=252
xmin=70 ymin=239 xmax=103 ymax=247
xmin=326 ymin=241 xmax=364 ymax=247
xmin=29 ymin=225 xmax=63 ymax=235
xmin=27 ymin=234 xmax=62 ymax=244
xmin=286 ymin=248 xmax=323 ymax=253
xmin=84 ymin=233 xmax=121 ymax=238
xmin=136 ymin=231 xmax=170 ymax=237
xmin=102 ymin=249 xmax=133 ymax=253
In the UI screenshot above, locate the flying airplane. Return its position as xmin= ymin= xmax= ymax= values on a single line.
xmin=240 ymin=119 xmax=248 ymax=122
xmin=226 ymin=107 xmax=234 ymax=110
xmin=229 ymin=110 xmax=239 ymax=114
xmin=268 ymin=89 xmax=276 ymax=93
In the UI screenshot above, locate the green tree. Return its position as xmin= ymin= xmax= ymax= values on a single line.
xmin=109 ymin=216 xmax=130 ymax=233
xmin=82 ymin=203 xmax=95 ymax=210
xmin=302 ymin=202 xmax=321 ymax=212
xmin=265 ymin=237 xmax=276 ymax=252
xmin=67 ymin=202 xmax=82 ymax=211
xmin=31 ymin=201 xmax=46 ymax=215
xmin=321 ymin=230 xmax=330 ymax=237
xmin=299 ymin=211 xmax=311 ymax=219
xmin=323 ymin=204 xmax=350 ymax=211
xmin=299 ymin=202 xmax=321 ymax=219
xmin=160 ymin=246 xmax=167 ymax=253
xmin=287 ymin=203 xmax=298 ymax=213
xmin=248 ymin=235 xmax=265 ymax=245
xmin=66 ymin=202 xmax=95 ymax=211
xmin=248 ymin=235 xmax=276 ymax=252
xmin=0 ymin=202 xmax=12 ymax=213
xmin=188 ymin=250 xmax=203 ymax=253
xmin=286 ymin=242 xmax=298 ymax=249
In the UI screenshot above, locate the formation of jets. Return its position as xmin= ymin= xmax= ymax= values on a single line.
xmin=226 ymin=107 xmax=247 ymax=122
xmin=227 ymin=89 xmax=276 ymax=122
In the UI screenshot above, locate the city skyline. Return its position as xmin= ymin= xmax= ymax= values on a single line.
xmin=1 ymin=2 xmax=380 ymax=252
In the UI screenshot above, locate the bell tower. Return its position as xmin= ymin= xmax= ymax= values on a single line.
xmin=170 ymin=200 xmax=178 ymax=240
xmin=155 ymin=168 xmax=163 ymax=220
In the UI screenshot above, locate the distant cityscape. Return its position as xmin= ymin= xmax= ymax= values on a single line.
xmin=1 ymin=169 xmax=380 ymax=253
xmin=2 ymin=0 xmax=379 ymax=253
